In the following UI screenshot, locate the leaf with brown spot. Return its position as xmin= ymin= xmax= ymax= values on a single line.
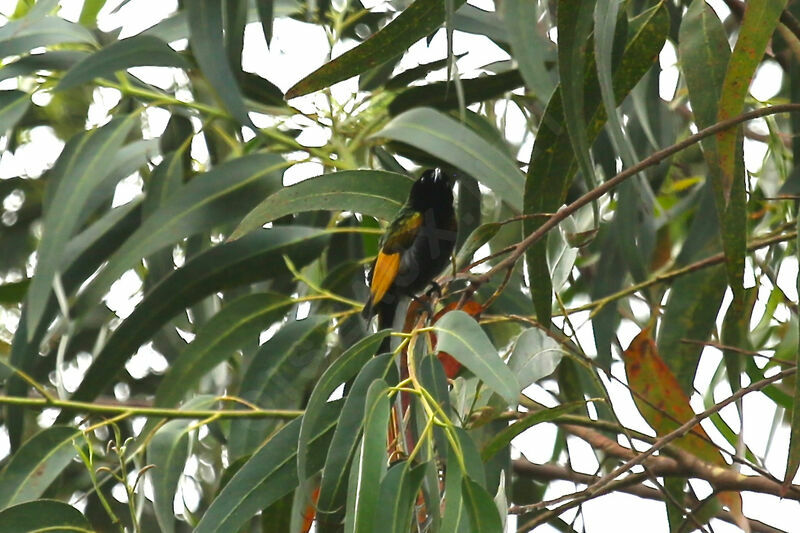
xmin=623 ymin=330 xmax=747 ymax=530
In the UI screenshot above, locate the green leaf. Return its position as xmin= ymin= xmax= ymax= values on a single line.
xmin=256 ymin=0 xmax=274 ymax=45
xmin=72 ymin=152 xmax=286 ymax=317
xmin=679 ymin=0 xmax=729 ymax=131
xmin=715 ymin=0 xmax=786 ymax=203
xmin=455 ymin=222 xmax=501 ymax=269
xmin=6 ymin=202 xmax=142 ymax=448
xmin=148 ymin=420 xmax=190 ymax=533
xmin=546 ymin=217 xmax=579 ymax=293
xmin=0 ymin=16 xmax=96 ymax=57
xmin=187 ymin=0 xmax=254 ymax=127
xmin=432 ymin=310 xmax=520 ymax=405
xmin=441 ymin=443 xmax=467 ymax=532
xmin=372 ymin=461 xmax=427 ymax=533
xmin=230 ymin=170 xmax=413 ymax=240
xmin=0 ymin=500 xmax=92 ymax=533
xmin=558 ymin=0 xmax=597 ymax=201
xmin=63 ymin=227 xmax=330 ymax=409
xmin=139 ymin=293 xmax=294 ymax=441
xmin=147 ymin=396 xmax=216 ymax=533
xmin=501 ymin=0 xmax=554 ymax=100
xmin=296 ymin=331 xmax=389 ymax=497
xmin=25 ymin=113 xmax=139 ymax=340
xmin=507 ymin=327 xmax=565 ymax=389
xmin=657 ymin=265 xmax=728 ymax=394
xmin=285 ymin=0 xmax=468 ymax=98
xmin=481 ymin=402 xmax=584 ymax=461
xmin=718 ymin=1 xmax=785 ymax=296
xmin=0 ymin=279 xmax=29 ymax=304
xmin=0 ymin=91 xmax=31 ymax=133
xmin=78 ymin=0 xmax=105 ymax=26
xmin=384 ymin=54 xmax=466 ymax=90
xmin=344 ymin=379 xmax=390 ymax=533
xmin=387 ymin=69 xmax=524 ymax=116
xmin=230 ymin=315 xmax=330 ymax=459
xmin=194 ymin=400 xmax=341 ymax=533
xmin=523 ymin=2 xmax=669 ymax=325
xmin=57 ymin=35 xmax=190 ymax=91
xmin=461 ymin=476 xmax=503 ymax=532
xmin=0 ymin=426 xmax=81 ymax=509
xmin=0 ymin=50 xmax=88 ymax=82
xmin=786 ymin=215 xmax=800 ymax=486
xmin=317 ymin=354 xmax=397 ymax=519
xmin=374 ymin=108 xmax=524 ymax=211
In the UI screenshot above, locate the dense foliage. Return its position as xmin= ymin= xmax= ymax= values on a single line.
xmin=0 ymin=0 xmax=799 ymax=531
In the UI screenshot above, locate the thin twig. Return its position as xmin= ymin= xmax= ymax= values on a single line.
xmin=515 ymin=366 xmax=799 ymax=530
xmin=512 ymin=460 xmax=787 ymax=533
xmin=0 ymin=394 xmax=303 ymax=420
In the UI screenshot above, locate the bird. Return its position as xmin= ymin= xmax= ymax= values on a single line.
xmin=362 ymin=167 xmax=458 ymax=350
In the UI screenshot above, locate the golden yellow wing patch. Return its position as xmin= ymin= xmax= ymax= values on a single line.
xmin=370 ymin=250 xmax=401 ymax=306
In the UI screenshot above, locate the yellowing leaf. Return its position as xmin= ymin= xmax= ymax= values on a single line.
xmin=623 ymin=330 xmax=747 ymax=530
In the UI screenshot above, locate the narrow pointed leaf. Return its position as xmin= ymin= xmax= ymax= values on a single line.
xmin=0 ymin=91 xmax=31 ymax=133
xmin=230 ymin=170 xmax=413 ymax=240
xmin=195 ymin=400 xmax=341 ymax=533
xmin=716 ymin=0 xmax=785 ymax=297
xmin=374 ymin=108 xmax=524 ymax=211
xmin=73 ymin=152 xmax=286 ymax=317
xmin=256 ymin=0 xmax=274 ymax=45
xmin=297 ymin=331 xmax=389 ymax=495
xmin=317 ymin=354 xmax=397 ymax=517
xmin=501 ymin=0 xmax=554 ymax=100
xmin=558 ymin=0 xmax=597 ymax=199
xmin=461 ymin=476 xmax=503 ymax=532
xmin=63 ymin=227 xmax=329 ymax=408
xmin=481 ymin=402 xmax=584 ymax=461
xmin=230 ymin=315 xmax=330 ymax=459
xmin=286 ymin=0 xmax=468 ymax=98
xmin=0 ymin=500 xmax=92 ymax=533
xmin=387 ymin=69 xmax=525 ymax=116
xmin=139 ymin=293 xmax=294 ymax=441
xmin=346 ymin=379 xmax=390 ymax=533
xmin=25 ymin=114 xmax=139 ymax=339
xmin=715 ymin=0 xmax=786 ymax=203
xmin=786 ymin=216 xmax=800 ymax=486
xmin=187 ymin=0 xmax=253 ymax=127
xmin=147 ymin=396 xmax=216 ymax=533
xmin=523 ymin=3 xmax=668 ymax=324
xmin=0 ymin=426 xmax=81 ymax=509
xmin=373 ymin=461 xmax=427 ymax=533
xmin=623 ymin=329 xmax=744 ymax=525
xmin=57 ymin=35 xmax=189 ymax=91
xmin=0 ymin=16 xmax=96 ymax=57
xmin=0 ymin=50 xmax=88 ymax=82
xmin=432 ymin=310 xmax=520 ymax=405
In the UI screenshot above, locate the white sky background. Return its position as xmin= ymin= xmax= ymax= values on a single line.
xmin=0 ymin=0 xmax=799 ymax=531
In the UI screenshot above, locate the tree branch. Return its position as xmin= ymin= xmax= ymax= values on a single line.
xmin=449 ymin=103 xmax=800 ymax=293
xmin=515 ymin=366 xmax=799 ymax=530
xmin=0 ymin=394 xmax=303 ymax=420
xmin=512 ymin=460 xmax=788 ymax=533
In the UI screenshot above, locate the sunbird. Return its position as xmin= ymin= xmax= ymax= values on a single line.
xmin=362 ymin=167 xmax=458 ymax=343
